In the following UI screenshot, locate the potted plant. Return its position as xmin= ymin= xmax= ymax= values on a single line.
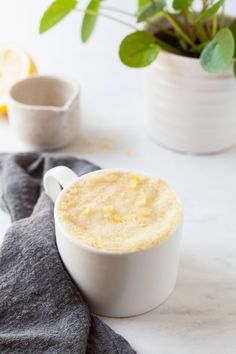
xmin=39 ymin=0 xmax=236 ymax=154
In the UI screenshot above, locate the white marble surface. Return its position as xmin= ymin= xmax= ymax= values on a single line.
xmin=0 ymin=1 xmax=236 ymax=353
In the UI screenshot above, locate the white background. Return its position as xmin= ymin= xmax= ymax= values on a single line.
xmin=0 ymin=1 xmax=236 ymax=353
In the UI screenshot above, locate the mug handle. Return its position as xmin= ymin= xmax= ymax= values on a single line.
xmin=43 ymin=166 xmax=78 ymax=203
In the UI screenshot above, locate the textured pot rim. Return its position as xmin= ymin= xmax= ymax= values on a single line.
xmin=150 ymin=49 xmax=233 ymax=78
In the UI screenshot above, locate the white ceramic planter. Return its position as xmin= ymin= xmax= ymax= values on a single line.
xmin=44 ymin=166 xmax=183 ymax=317
xmin=145 ymin=51 xmax=236 ymax=154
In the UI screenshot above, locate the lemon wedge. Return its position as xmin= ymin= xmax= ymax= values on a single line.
xmin=0 ymin=44 xmax=37 ymax=116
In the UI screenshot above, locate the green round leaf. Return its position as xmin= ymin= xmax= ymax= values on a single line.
xmin=234 ymin=59 xmax=236 ymax=78
xmin=172 ymin=0 xmax=193 ymax=11
xmin=138 ymin=0 xmax=150 ymax=8
xmin=40 ymin=0 xmax=77 ymax=34
xmin=136 ymin=0 xmax=166 ymax=23
xmin=195 ymin=0 xmax=224 ymax=24
xmin=119 ymin=31 xmax=160 ymax=68
xmin=200 ymin=28 xmax=235 ymax=73
xmin=81 ymin=0 xmax=100 ymax=43
xmin=229 ymin=19 xmax=236 ymax=57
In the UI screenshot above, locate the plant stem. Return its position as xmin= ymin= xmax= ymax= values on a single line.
xmin=178 ymin=38 xmax=188 ymax=51
xmin=219 ymin=2 xmax=225 ymax=29
xmin=161 ymin=12 xmax=195 ymax=47
xmin=75 ymin=8 xmax=138 ymax=31
xmin=212 ymin=13 xmax=217 ymax=38
xmin=101 ymin=5 xmax=135 ymax=18
xmin=202 ymin=0 xmax=208 ymax=12
xmin=195 ymin=22 xmax=209 ymax=42
xmin=190 ymin=40 xmax=209 ymax=53
xmin=182 ymin=8 xmax=196 ymax=42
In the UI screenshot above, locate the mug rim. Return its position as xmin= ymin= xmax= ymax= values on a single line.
xmin=8 ymin=74 xmax=80 ymax=112
xmin=54 ymin=168 xmax=184 ymax=256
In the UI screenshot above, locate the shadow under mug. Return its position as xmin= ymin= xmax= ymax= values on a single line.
xmin=44 ymin=166 xmax=183 ymax=317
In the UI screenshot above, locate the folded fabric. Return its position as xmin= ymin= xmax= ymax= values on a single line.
xmin=0 ymin=153 xmax=135 ymax=354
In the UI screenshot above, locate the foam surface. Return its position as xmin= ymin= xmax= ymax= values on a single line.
xmin=57 ymin=171 xmax=182 ymax=252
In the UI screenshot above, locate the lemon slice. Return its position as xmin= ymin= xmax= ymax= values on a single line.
xmin=0 ymin=44 xmax=37 ymax=116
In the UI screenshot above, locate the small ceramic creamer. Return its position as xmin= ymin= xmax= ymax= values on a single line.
xmin=8 ymin=75 xmax=80 ymax=150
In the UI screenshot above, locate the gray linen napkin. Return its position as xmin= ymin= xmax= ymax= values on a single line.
xmin=0 ymin=153 xmax=136 ymax=354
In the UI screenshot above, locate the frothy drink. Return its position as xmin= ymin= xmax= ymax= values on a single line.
xmin=56 ymin=171 xmax=182 ymax=252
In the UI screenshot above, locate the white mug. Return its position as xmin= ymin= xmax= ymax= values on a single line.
xmin=8 ymin=75 xmax=80 ymax=150
xmin=44 ymin=166 xmax=183 ymax=317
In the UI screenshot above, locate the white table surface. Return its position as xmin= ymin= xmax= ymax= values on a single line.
xmin=0 ymin=1 xmax=236 ymax=353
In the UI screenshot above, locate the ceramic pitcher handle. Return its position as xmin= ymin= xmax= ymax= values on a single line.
xmin=43 ymin=166 xmax=78 ymax=203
